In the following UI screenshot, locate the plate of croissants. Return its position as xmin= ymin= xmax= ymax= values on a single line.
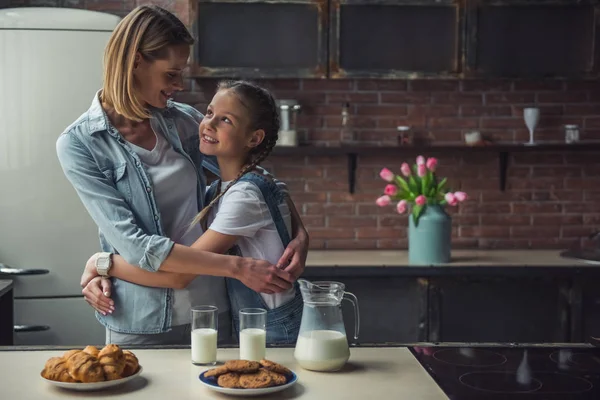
xmin=40 ymin=344 xmax=142 ymax=391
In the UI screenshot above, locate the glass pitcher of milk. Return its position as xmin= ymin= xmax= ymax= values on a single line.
xmin=294 ymin=279 xmax=359 ymax=372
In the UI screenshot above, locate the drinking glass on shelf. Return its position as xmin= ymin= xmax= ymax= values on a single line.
xmin=191 ymin=305 xmax=218 ymax=365
xmin=523 ymin=108 xmax=540 ymax=146
xmin=239 ymin=308 xmax=267 ymax=361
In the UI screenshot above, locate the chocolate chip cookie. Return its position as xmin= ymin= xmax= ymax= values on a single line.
xmin=259 ymin=359 xmax=292 ymax=376
xmin=224 ymin=360 xmax=260 ymax=373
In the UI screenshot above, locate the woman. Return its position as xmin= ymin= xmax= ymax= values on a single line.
xmin=82 ymin=80 xmax=303 ymax=344
xmin=56 ymin=5 xmax=308 ymax=345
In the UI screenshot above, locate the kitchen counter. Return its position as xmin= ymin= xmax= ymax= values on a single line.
xmin=0 ymin=347 xmax=448 ymax=400
xmin=306 ymin=249 xmax=589 ymax=267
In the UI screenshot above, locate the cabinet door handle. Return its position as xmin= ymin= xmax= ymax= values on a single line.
xmin=14 ymin=325 xmax=50 ymax=333
xmin=0 ymin=263 xmax=49 ymax=275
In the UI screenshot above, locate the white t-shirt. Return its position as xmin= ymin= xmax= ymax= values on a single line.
xmin=128 ymin=130 xmax=229 ymax=326
xmin=207 ymin=180 xmax=296 ymax=309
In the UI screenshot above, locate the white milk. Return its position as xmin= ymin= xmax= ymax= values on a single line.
xmin=191 ymin=328 xmax=217 ymax=364
xmin=294 ymin=330 xmax=350 ymax=371
xmin=239 ymin=328 xmax=266 ymax=361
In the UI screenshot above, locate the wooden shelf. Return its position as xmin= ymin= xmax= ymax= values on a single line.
xmin=271 ymin=143 xmax=600 ymax=193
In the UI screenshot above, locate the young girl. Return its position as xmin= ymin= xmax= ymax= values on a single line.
xmin=82 ymin=80 xmax=303 ymax=344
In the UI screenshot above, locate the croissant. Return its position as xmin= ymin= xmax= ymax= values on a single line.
xmin=82 ymin=345 xmax=100 ymax=359
xmin=121 ymin=350 xmax=139 ymax=377
xmin=66 ymin=351 xmax=105 ymax=383
xmin=98 ymin=344 xmax=125 ymax=380
xmin=63 ymin=349 xmax=81 ymax=360
xmin=41 ymin=357 xmax=76 ymax=382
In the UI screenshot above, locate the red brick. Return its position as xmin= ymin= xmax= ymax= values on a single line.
xmin=532 ymin=167 xmax=582 ymax=177
xmin=329 ymin=216 xmax=376 ymax=228
xmin=433 ymin=93 xmax=483 ymax=104
xmin=514 ymin=81 xmax=564 ymax=91
xmin=479 ymin=239 xmax=531 ymax=249
xmin=512 ymin=154 xmax=564 ymax=164
xmin=533 ymin=191 xmax=583 ymax=202
xmin=302 ymin=216 xmax=326 ymax=227
xmin=512 ymin=226 xmax=560 ymax=238
xmin=565 ymin=178 xmax=600 ymax=190
xmin=327 ymin=93 xmax=379 ymax=104
xmin=462 ymin=106 xmax=511 ymax=117
xmin=480 ymin=118 xmax=523 ymax=129
xmin=381 ymin=93 xmax=431 ymax=104
xmin=564 ymin=203 xmax=600 ymax=213
xmin=410 ymin=80 xmax=459 ymax=92
xmin=461 ymin=80 xmax=512 ymax=92
xmin=309 ymin=229 xmax=356 ymax=239
xmin=409 ymin=105 xmax=459 ymax=117
xmin=533 ymin=215 xmax=583 ymax=225
xmin=583 ymin=215 xmax=600 ymax=224
xmin=451 ymin=215 xmax=480 ymax=225
xmin=461 ymin=203 xmax=511 ymax=214
xmin=357 ymin=228 xmax=406 ymax=239
xmin=460 ymin=226 xmax=510 ymax=237
xmin=377 ymin=239 xmax=409 ymax=249
xmin=290 ymin=193 xmax=327 ymax=203
xmin=357 ymin=80 xmax=408 ymax=91
xmin=562 ymin=226 xmax=597 ymax=238
xmin=308 ymin=240 xmax=326 ymax=249
xmin=481 ymin=215 xmax=531 ymax=226
xmin=486 ymin=93 xmax=535 ymax=104
xmin=306 ymin=129 xmax=343 ymax=142
xmin=585 ymin=191 xmax=600 ymax=201
xmin=326 ymin=240 xmax=378 ymax=249
xmin=512 ymin=105 xmax=564 ymax=116
xmin=480 ymin=191 xmax=532 ymax=202
xmin=429 ymin=118 xmax=479 ymax=129
xmin=529 ymin=239 xmax=576 ymax=249
xmin=259 ymin=79 xmax=301 ymax=91
xmin=305 ymin=204 xmax=355 ymax=216
xmin=356 ymin=105 xmax=408 ymax=116
xmin=276 ymin=166 xmax=323 ymax=178
xmin=450 ymin=239 xmax=480 ymax=249
xmin=303 ymin=80 xmax=354 ymax=91
xmin=512 ymin=203 xmax=562 ymax=213
xmin=540 ymin=92 xmax=588 ymax=104
xmin=564 ymin=105 xmax=600 ymax=116
xmin=325 ymin=116 xmax=376 ymax=128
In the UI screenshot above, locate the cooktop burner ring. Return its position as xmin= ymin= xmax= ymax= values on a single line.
xmin=459 ymin=371 xmax=542 ymax=394
xmin=550 ymin=350 xmax=600 ymax=371
xmin=432 ymin=348 xmax=508 ymax=367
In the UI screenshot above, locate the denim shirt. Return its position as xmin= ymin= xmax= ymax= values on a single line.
xmin=56 ymin=92 xmax=220 ymax=334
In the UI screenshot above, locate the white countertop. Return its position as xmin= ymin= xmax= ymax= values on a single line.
xmin=305 ymin=249 xmax=591 ymax=267
xmin=2 ymin=347 xmax=448 ymax=400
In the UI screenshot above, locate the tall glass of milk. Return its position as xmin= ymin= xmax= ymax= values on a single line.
xmin=191 ymin=305 xmax=218 ymax=365
xmin=239 ymin=308 xmax=267 ymax=361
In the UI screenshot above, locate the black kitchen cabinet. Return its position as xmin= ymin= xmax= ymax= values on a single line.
xmin=465 ymin=0 xmax=599 ymax=78
xmin=189 ymin=0 xmax=328 ymax=78
xmin=329 ymin=0 xmax=463 ymax=78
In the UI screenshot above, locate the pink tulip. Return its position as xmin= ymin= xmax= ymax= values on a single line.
xmin=396 ymin=200 xmax=408 ymax=214
xmin=454 ymin=191 xmax=468 ymax=202
xmin=416 ymin=155 xmax=425 ymax=165
xmin=376 ymin=195 xmax=391 ymax=207
xmin=400 ymin=162 xmax=411 ymax=177
xmin=417 ymin=164 xmax=427 ymax=177
xmin=445 ymin=192 xmax=458 ymax=206
xmin=426 ymin=157 xmax=438 ymax=172
xmin=415 ymin=195 xmax=426 ymax=206
xmin=384 ymin=184 xmax=398 ymax=196
xmin=379 ymin=168 xmax=394 ymax=182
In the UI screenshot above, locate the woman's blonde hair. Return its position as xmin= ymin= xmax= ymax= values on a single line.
xmin=191 ymin=80 xmax=281 ymax=231
xmin=101 ymin=5 xmax=194 ymax=121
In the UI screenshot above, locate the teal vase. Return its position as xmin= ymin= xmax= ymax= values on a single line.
xmin=408 ymin=204 xmax=452 ymax=265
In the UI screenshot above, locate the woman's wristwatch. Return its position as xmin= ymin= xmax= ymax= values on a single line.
xmin=95 ymin=252 xmax=113 ymax=277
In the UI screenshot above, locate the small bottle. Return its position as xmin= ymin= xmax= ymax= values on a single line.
xmin=340 ymin=102 xmax=355 ymax=144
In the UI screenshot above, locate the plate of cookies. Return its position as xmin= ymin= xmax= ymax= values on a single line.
xmin=199 ymin=359 xmax=297 ymax=396
xmin=40 ymin=344 xmax=142 ymax=391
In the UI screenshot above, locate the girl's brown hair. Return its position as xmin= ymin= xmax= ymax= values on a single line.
xmin=101 ymin=5 xmax=194 ymax=121
xmin=192 ymin=80 xmax=280 ymax=230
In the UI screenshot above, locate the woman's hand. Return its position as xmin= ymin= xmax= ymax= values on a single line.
xmin=80 ymin=253 xmax=102 ymax=288
xmin=237 ymin=257 xmax=295 ymax=294
xmin=278 ymin=229 xmax=309 ymax=280
xmin=82 ymin=276 xmax=114 ymax=315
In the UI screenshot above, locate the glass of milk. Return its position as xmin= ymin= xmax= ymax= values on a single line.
xmin=191 ymin=305 xmax=218 ymax=365
xmin=239 ymin=308 xmax=266 ymax=361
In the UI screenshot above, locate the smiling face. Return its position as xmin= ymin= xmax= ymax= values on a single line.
xmin=199 ymin=88 xmax=265 ymax=160
xmin=132 ymin=44 xmax=190 ymax=109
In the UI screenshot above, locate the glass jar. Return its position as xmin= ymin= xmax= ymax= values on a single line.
xmin=564 ymin=124 xmax=580 ymax=144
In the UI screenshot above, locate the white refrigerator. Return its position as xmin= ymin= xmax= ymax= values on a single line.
xmin=0 ymin=7 xmax=120 ymax=345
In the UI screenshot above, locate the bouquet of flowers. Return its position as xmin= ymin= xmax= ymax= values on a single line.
xmin=375 ymin=155 xmax=467 ymax=225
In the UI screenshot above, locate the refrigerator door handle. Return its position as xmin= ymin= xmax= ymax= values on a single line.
xmin=0 ymin=263 xmax=49 ymax=275
xmin=14 ymin=325 xmax=51 ymax=333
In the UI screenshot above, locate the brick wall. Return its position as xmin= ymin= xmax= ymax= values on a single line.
xmin=5 ymin=0 xmax=600 ymax=250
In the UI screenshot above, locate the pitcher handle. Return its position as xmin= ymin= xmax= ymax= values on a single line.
xmin=342 ymin=291 xmax=360 ymax=342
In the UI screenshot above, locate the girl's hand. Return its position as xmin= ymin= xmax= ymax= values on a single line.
xmin=80 ymin=253 xmax=101 ymax=288
xmin=82 ymin=276 xmax=114 ymax=315
xmin=278 ymin=229 xmax=309 ymax=280
xmin=238 ymin=257 xmax=294 ymax=294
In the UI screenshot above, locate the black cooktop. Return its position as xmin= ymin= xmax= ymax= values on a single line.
xmin=410 ymin=346 xmax=600 ymax=399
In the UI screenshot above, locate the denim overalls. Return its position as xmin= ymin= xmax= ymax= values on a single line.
xmin=205 ymin=172 xmax=303 ymax=345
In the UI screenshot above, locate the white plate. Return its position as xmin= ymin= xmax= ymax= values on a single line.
xmin=199 ymin=369 xmax=298 ymax=397
xmin=41 ymin=366 xmax=143 ymax=391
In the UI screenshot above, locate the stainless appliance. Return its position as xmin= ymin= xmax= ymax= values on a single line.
xmin=0 ymin=8 xmax=120 ymax=345
xmin=275 ymin=99 xmax=301 ymax=146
